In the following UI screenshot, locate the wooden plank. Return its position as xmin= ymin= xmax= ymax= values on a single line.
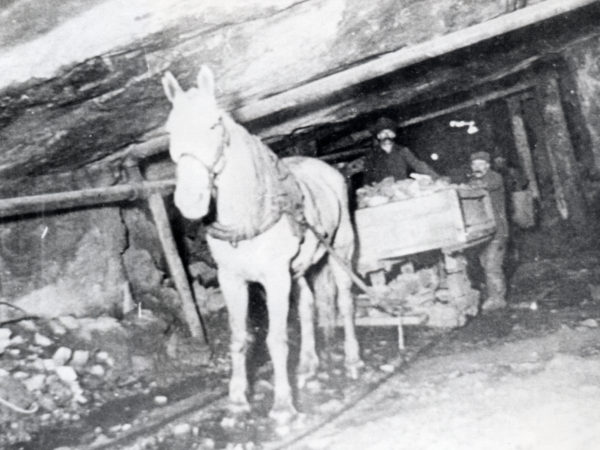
xmin=236 ymin=0 xmax=597 ymax=125
xmin=147 ymin=193 xmax=206 ymax=341
xmin=399 ymin=82 xmax=535 ymax=128
xmin=0 ymin=180 xmax=175 ymax=219
xmin=536 ymin=76 xmax=588 ymax=228
xmin=355 ymin=188 xmax=495 ymax=273
xmin=506 ymin=95 xmax=541 ymax=199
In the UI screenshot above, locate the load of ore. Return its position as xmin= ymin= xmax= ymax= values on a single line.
xmin=356 ymin=176 xmax=457 ymax=208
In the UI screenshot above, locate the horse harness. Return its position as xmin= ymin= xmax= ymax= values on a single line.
xmin=195 ymin=117 xmax=378 ymax=302
xmin=178 ymin=116 xmax=230 ymax=187
xmin=200 ymin=118 xmax=307 ymax=246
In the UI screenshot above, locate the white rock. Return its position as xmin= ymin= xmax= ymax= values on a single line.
xmin=9 ymin=335 xmax=25 ymax=346
xmin=154 ymin=395 xmax=168 ymax=406
xmin=19 ymin=320 xmax=38 ymax=331
xmin=58 ymin=316 xmax=80 ymax=330
xmin=13 ymin=371 xmax=29 ymax=379
xmin=0 ymin=368 xmax=9 ymax=377
xmin=96 ymin=351 xmax=109 ymax=361
xmin=0 ymin=328 xmax=12 ymax=342
xmin=199 ymin=438 xmax=215 ymax=449
xmin=53 ymin=347 xmax=73 ymax=366
xmin=89 ymin=364 xmax=105 ymax=377
xmin=55 ymin=366 xmax=78 ymax=383
xmin=48 ymin=320 xmax=67 ymax=336
xmin=75 ymin=394 xmax=88 ymax=404
xmin=580 ymin=318 xmax=599 ymax=328
xmin=95 ymin=351 xmax=114 ymax=366
xmin=380 ymin=364 xmax=395 ymax=373
xmin=23 ymin=374 xmax=46 ymax=392
xmin=43 ymin=359 xmax=57 ymax=372
xmin=34 ymin=333 xmax=53 ymax=347
xmin=71 ymin=350 xmax=90 ymax=367
xmin=0 ymin=328 xmax=11 ymax=353
xmin=172 ymin=423 xmax=192 ymax=436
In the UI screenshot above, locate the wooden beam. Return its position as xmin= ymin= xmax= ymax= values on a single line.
xmin=536 ymin=76 xmax=588 ymax=228
xmin=126 ymin=166 xmax=206 ymax=342
xmin=319 ymin=82 xmax=536 ymax=162
xmin=506 ymin=95 xmax=541 ymax=199
xmin=97 ymin=0 xmax=595 ymax=166
xmin=234 ymin=0 xmax=597 ymax=123
xmin=398 ymin=82 xmax=535 ymax=128
xmin=146 ymin=192 xmax=206 ymax=341
xmin=0 ymin=180 xmax=175 ymax=219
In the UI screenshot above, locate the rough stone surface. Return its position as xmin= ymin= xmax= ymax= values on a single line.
xmin=0 ymin=207 xmax=127 ymax=319
xmin=0 ymin=0 xmax=598 ymax=186
xmin=52 ymin=347 xmax=73 ymax=366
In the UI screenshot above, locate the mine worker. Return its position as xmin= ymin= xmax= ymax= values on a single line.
xmin=363 ymin=117 xmax=440 ymax=184
xmin=468 ymin=151 xmax=508 ymax=311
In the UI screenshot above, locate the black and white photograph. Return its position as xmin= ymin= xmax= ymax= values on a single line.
xmin=1 ymin=1 xmax=600 ymax=448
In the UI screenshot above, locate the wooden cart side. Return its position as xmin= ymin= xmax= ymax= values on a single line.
xmin=355 ymin=189 xmax=470 ymax=274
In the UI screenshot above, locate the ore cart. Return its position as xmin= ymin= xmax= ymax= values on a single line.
xmin=352 ymin=187 xmax=496 ymax=350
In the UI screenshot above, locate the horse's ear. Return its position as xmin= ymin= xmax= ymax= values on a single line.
xmin=197 ymin=65 xmax=215 ymax=98
xmin=162 ymin=71 xmax=182 ymax=103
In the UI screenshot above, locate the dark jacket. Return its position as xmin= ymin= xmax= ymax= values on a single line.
xmin=468 ymin=170 xmax=508 ymax=238
xmin=364 ymin=143 xmax=438 ymax=184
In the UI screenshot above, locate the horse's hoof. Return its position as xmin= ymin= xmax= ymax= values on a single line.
xmin=269 ymin=405 xmax=297 ymax=426
xmin=345 ymin=359 xmax=365 ymax=380
xmin=228 ymin=399 xmax=251 ymax=416
xmin=297 ymin=365 xmax=318 ymax=389
xmin=220 ymin=410 xmax=250 ymax=429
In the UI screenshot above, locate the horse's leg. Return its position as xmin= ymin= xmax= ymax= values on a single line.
xmin=264 ymin=268 xmax=296 ymax=423
xmin=330 ymin=225 xmax=363 ymax=379
xmin=219 ymin=270 xmax=250 ymax=414
xmin=312 ymin=262 xmax=337 ymax=364
xmin=295 ymin=276 xmax=319 ymax=388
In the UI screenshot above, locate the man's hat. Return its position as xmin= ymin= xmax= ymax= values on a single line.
xmin=470 ymin=151 xmax=491 ymax=163
xmin=370 ymin=117 xmax=398 ymax=135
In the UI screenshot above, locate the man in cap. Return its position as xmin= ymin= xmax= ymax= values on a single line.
xmin=363 ymin=117 xmax=439 ymax=184
xmin=468 ymin=151 xmax=508 ymax=311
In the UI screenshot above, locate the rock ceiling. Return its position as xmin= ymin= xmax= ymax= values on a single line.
xmin=0 ymin=0 xmax=599 ymax=188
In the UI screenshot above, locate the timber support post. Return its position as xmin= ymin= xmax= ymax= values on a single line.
xmin=506 ymin=94 xmax=540 ymax=199
xmin=535 ymin=75 xmax=589 ymax=231
xmin=126 ymin=164 xmax=207 ymax=343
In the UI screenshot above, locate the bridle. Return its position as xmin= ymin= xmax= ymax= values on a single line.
xmin=176 ymin=116 xmax=230 ymax=186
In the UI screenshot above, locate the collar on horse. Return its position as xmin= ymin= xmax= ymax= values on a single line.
xmin=202 ymin=120 xmax=305 ymax=247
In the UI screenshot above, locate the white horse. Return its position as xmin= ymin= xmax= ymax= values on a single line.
xmin=162 ymin=66 xmax=362 ymax=423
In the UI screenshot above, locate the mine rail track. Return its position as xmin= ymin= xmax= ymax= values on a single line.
xmin=266 ymin=329 xmax=452 ymax=450
xmin=89 ymin=328 xmax=453 ymax=450
xmin=17 ymin=328 xmax=453 ymax=450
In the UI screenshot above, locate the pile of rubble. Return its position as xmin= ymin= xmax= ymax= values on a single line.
xmin=358 ymin=261 xmax=479 ymax=328
xmin=356 ymin=176 xmax=458 ymax=208
xmin=0 ymin=317 xmax=112 ymax=445
xmin=0 ymin=309 xmax=202 ymax=448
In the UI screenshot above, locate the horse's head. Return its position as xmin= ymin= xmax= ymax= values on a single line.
xmin=162 ymin=66 xmax=227 ymax=220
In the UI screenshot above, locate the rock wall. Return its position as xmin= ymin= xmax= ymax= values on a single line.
xmin=0 ymin=204 xmax=177 ymax=322
xmin=0 ymin=207 xmax=127 ymax=319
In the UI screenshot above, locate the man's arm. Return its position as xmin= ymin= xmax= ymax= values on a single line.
xmin=400 ymin=146 xmax=439 ymax=178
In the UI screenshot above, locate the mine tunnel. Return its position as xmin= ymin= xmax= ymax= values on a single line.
xmin=2 ymin=1 xmax=600 ymax=449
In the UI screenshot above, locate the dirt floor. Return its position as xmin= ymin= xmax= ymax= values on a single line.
xmin=3 ymin=246 xmax=600 ymax=450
